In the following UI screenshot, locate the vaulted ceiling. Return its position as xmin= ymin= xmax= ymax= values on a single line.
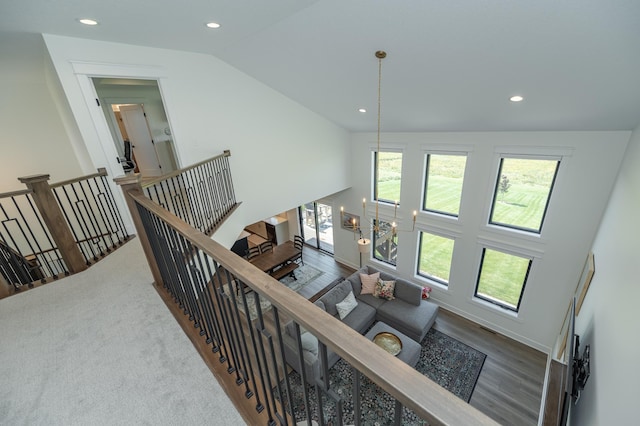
xmin=2 ymin=0 xmax=639 ymax=132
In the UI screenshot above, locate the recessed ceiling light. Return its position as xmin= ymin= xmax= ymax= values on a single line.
xmin=358 ymin=108 xmax=367 ymax=113
xmin=78 ymin=18 xmax=98 ymax=26
xmin=206 ymin=22 xmax=221 ymax=29
xmin=510 ymin=95 xmax=524 ymax=102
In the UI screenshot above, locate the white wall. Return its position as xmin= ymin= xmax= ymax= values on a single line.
xmin=333 ymin=131 xmax=630 ymax=351
xmin=0 ymin=33 xmax=85 ymax=192
xmin=569 ymin=125 xmax=640 ymax=424
xmin=42 ymin=34 xmax=351 ymax=246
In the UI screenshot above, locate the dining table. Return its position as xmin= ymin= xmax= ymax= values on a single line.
xmin=249 ymin=240 xmax=299 ymax=273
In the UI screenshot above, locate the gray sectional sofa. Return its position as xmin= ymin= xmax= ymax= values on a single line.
xmin=282 ymin=265 xmax=439 ymax=384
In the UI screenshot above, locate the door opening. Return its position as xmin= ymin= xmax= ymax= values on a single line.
xmin=299 ymin=202 xmax=334 ymax=254
xmin=92 ymin=78 xmax=178 ymax=178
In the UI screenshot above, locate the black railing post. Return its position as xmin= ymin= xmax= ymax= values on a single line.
xmin=114 ymin=174 xmax=164 ymax=286
xmin=18 ymin=174 xmax=87 ymax=274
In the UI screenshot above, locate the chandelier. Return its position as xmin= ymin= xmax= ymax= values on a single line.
xmin=341 ymin=50 xmax=416 ymax=256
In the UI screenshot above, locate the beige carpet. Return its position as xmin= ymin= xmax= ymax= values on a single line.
xmin=0 ymin=238 xmax=245 ymax=425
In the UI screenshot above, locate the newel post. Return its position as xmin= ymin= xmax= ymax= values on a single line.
xmin=0 ymin=274 xmax=11 ymax=299
xmin=18 ymin=174 xmax=87 ymax=274
xmin=114 ymin=174 xmax=163 ymax=287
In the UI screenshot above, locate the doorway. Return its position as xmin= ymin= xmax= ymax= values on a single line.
xmin=299 ymin=202 xmax=333 ymax=254
xmin=92 ymin=78 xmax=178 ymax=178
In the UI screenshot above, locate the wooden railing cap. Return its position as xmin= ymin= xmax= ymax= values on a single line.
xmin=114 ymin=174 xmax=142 ymax=186
xmin=18 ymin=174 xmax=51 ymax=184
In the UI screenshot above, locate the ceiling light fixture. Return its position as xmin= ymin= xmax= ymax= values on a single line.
xmin=341 ymin=51 xmax=416 ymax=256
xmin=78 ymin=18 xmax=98 ymax=26
xmin=510 ymin=95 xmax=524 ymax=102
xmin=358 ymin=108 xmax=367 ymax=113
xmin=206 ymin=22 xmax=221 ymax=29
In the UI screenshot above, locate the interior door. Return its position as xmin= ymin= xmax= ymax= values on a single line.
xmin=119 ymin=104 xmax=162 ymax=177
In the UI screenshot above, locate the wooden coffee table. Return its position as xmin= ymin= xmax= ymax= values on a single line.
xmin=364 ymin=321 xmax=421 ymax=367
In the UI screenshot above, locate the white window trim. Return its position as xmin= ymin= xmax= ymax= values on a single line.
xmin=470 ymin=240 xmax=540 ymax=315
xmin=483 ymin=151 xmax=565 ymax=237
xmin=415 ymin=227 xmax=459 ymax=288
xmin=421 ymin=146 xmax=473 ymax=224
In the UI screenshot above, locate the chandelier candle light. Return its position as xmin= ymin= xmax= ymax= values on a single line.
xmin=341 ymin=50 xmax=417 ymax=257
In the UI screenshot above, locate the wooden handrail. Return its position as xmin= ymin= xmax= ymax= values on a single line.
xmin=0 ymin=188 xmax=32 ymax=199
xmin=49 ymin=167 xmax=108 ymax=189
xmin=141 ymin=150 xmax=231 ymax=189
xmin=126 ymin=188 xmax=498 ymax=426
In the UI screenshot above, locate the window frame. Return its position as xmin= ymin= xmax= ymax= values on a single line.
xmin=371 ymin=218 xmax=398 ymax=267
xmin=473 ymin=246 xmax=533 ymax=313
xmin=488 ymin=154 xmax=561 ymax=234
xmin=422 ymin=151 xmax=469 ymax=218
xmin=373 ymin=149 xmax=404 ymax=206
xmin=416 ymin=229 xmax=456 ymax=287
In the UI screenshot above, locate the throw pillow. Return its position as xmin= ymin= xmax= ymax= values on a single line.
xmin=374 ymin=278 xmax=396 ymax=300
xmin=359 ymin=272 xmax=380 ymax=295
xmin=300 ymin=332 xmax=318 ymax=357
xmin=335 ymin=291 xmax=358 ymax=319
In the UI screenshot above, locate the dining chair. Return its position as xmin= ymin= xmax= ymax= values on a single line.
xmin=259 ymin=241 xmax=273 ymax=253
xmin=292 ymin=235 xmax=304 ymax=265
xmin=247 ymin=246 xmax=261 ymax=260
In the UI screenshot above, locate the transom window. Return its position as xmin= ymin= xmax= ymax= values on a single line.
xmin=374 ymin=151 xmax=403 ymax=205
xmin=489 ymin=156 xmax=559 ymax=233
xmin=417 ymin=231 xmax=455 ymax=286
xmin=423 ymin=153 xmax=467 ymax=217
xmin=372 ymin=219 xmax=397 ymax=266
xmin=475 ymin=247 xmax=532 ymax=312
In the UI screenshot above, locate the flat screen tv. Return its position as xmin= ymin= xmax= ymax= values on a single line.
xmin=559 ymin=296 xmax=591 ymax=426
xmin=559 ymin=297 xmax=576 ymax=426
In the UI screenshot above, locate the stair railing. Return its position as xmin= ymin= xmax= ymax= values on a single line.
xmin=0 ymin=168 xmax=130 ymax=295
xmin=116 ymin=174 xmax=499 ymax=426
xmin=141 ymin=150 xmax=239 ymax=236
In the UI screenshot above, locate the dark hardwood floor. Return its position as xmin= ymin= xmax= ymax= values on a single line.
xmin=300 ymin=246 xmax=547 ymax=426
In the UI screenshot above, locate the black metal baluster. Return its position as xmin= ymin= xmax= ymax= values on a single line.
xmin=219 ymin=270 xmax=253 ymax=391
xmin=252 ymin=292 xmax=277 ymax=426
xmin=270 ymin=306 xmax=290 ymax=426
xmin=53 ymin=186 xmax=92 ymax=264
xmin=97 ymin=174 xmax=129 ymax=244
xmin=11 ymin=195 xmax=61 ymax=279
xmin=73 ymin=182 xmax=106 ymax=259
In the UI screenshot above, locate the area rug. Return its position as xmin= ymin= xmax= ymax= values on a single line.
xmin=232 ymin=265 xmax=323 ymax=320
xmin=277 ymin=328 xmax=486 ymax=425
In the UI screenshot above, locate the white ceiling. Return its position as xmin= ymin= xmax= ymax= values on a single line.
xmin=2 ymin=0 xmax=640 ymax=132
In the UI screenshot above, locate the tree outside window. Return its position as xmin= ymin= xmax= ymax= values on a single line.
xmin=490 ymin=157 xmax=559 ymax=233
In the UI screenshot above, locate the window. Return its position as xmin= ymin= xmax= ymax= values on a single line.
xmin=423 ymin=153 xmax=467 ymax=217
xmin=372 ymin=219 xmax=397 ymax=266
xmin=374 ymin=151 xmax=403 ymax=204
xmin=417 ymin=231 xmax=454 ymax=285
xmin=475 ymin=248 xmax=531 ymax=312
xmin=489 ymin=157 xmax=559 ymax=233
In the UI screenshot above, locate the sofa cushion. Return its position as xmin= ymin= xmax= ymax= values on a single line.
xmin=321 ymin=280 xmax=354 ymax=316
xmin=300 ymin=332 xmax=318 ymax=356
xmin=355 ymin=292 xmax=386 ymax=309
xmin=347 ymin=266 xmax=369 ymax=294
xmin=376 ymin=299 xmax=439 ymax=342
xmin=359 ymin=272 xmax=380 ymax=295
xmin=340 ymin=303 xmax=376 ymax=334
xmin=393 ymin=279 xmax=422 ymax=306
xmin=336 ymin=291 xmax=358 ymax=319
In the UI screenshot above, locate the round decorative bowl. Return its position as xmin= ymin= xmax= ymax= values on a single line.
xmin=373 ymin=332 xmax=402 ymax=356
